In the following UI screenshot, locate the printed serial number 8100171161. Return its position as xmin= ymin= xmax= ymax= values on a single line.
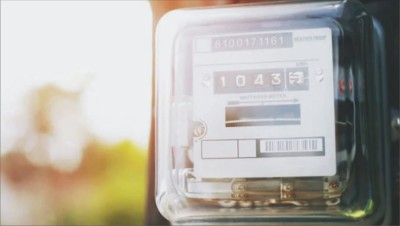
xmin=212 ymin=32 xmax=293 ymax=51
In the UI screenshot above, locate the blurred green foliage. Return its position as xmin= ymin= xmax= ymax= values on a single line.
xmin=1 ymin=140 xmax=148 ymax=226
xmin=59 ymin=141 xmax=147 ymax=225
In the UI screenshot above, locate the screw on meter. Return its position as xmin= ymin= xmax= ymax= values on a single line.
xmin=192 ymin=28 xmax=336 ymax=178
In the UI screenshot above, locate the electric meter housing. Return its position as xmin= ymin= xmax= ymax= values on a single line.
xmin=155 ymin=0 xmax=391 ymax=224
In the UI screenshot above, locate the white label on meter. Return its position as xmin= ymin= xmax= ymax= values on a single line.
xmin=192 ymin=28 xmax=336 ymax=178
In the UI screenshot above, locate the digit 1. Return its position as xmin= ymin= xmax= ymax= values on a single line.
xmin=279 ymin=36 xmax=284 ymax=45
xmin=220 ymin=76 xmax=226 ymax=87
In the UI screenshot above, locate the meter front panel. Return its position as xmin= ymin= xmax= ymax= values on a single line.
xmin=156 ymin=2 xmax=388 ymax=224
xmin=192 ymin=26 xmax=337 ymax=178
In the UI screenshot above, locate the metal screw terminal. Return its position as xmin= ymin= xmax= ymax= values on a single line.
xmin=283 ymin=183 xmax=294 ymax=192
xmin=329 ymin=182 xmax=339 ymax=190
xmin=232 ymin=193 xmax=247 ymax=199
xmin=233 ymin=183 xmax=246 ymax=191
xmin=281 ymin=192 xmax=294 ymax=199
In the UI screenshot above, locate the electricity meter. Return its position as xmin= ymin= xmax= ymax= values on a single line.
xmin=155 ymin=0 xmax=391 ymax=224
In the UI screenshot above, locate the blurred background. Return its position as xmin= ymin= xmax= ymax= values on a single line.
xmin=1 ymin=1 xmax=152 ymax=225
xmin=1 ymin=0 xmax=398 ymax=225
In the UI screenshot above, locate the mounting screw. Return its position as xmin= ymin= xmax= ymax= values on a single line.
xmin=283 ymin=183 xmax=294 ymax=192
xmin=193 ymin=121 xmax=206 ymax=138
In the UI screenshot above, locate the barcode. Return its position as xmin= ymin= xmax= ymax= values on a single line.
xmin=261 ymin=138 xmax=323 ymax=153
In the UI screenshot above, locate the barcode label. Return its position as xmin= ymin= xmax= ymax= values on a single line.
xmin=260 ymin=138 xmax=324 ymax=153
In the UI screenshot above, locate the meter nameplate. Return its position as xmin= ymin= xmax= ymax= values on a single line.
xmin=192 ymin=28 xmax=336 ymax=178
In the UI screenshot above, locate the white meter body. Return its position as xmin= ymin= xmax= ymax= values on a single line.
xmin=156 ymin=1 xmax=390 ymax=225
xmin=192 ymin=26 xmax=336 ymax=179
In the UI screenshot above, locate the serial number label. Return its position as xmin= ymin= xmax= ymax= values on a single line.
xmin=212 ymin=32 xmax=293 ymax=51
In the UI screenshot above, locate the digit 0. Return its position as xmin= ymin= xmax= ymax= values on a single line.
xmin=236 ymin=75 xmax=246 ymax=87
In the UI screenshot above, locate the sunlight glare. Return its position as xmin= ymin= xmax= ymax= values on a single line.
xmin=1 ymin=1 xmax=153 ymax=158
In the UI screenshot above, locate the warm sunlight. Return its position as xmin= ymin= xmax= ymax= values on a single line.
xmin=1 ymin=1 xmax=152 ymax=152
xmin=1 ymin=1 xmax=152 ymax=225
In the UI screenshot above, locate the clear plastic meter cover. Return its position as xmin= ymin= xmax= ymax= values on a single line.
xmin=155 ymin=0 xmax=390 ymax=224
